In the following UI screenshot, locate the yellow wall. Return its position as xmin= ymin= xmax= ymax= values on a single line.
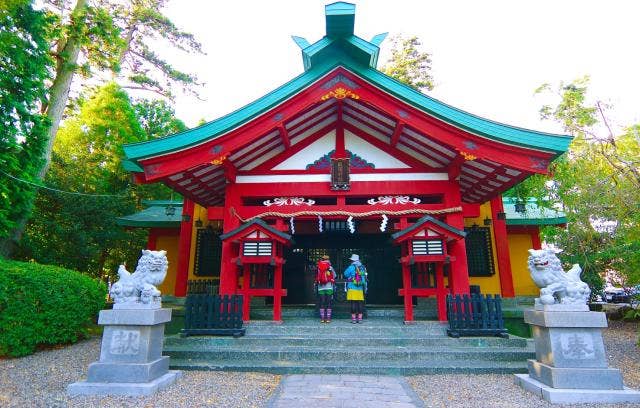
xmin=156 ymin=234 xmax=179 ymax=295
xmin=508 ymin=233 xmax=538 ymax=295
xmin=465 ymin=202 xmax=503 ymax=295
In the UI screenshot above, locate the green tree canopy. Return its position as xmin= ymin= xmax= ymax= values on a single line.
xmin=0 ymin=1 xmax=53 ymax=255
xmin=521 ymin=77 xmax=640 ymax=291
xmin=134 ymin=98 xmax=187 ymax=138
xmin=1 ymin=0 xmax=203 ymax=257
xmin=381 ymin=35 xmax=434 ymax=92
xmin=20 ymin=83 xmax=148 ymax=275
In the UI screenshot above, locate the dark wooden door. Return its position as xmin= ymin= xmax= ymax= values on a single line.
xmin=282 ymin=233 xmax=402 ymax=305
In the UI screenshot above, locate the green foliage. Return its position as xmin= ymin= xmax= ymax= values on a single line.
xmin=528 ymin=77 xmax=640 ymax=291
xmin=134 ymin=98 xmax=187 ymax=139
xmin=0 ymin=1 xmax=53 ymax=244
xmin=109 ymin=0 xmax=204 ymax=97
xmin=623 ymin=306 xmax=640 ymax=322
xmin=68 ymin=2 xmax=125 ymax=75
xmin=381 ymin=35 xmax=434 ymax=92
xmin=56 ymin=83 xmax=146 ymax=184
xmin=0 ymin=259 xmax=106 ymax=357
xmin=19 ymin=83 xmax=150 ymax=276
xmin=132 ymin=98 xmax=187 ymax=200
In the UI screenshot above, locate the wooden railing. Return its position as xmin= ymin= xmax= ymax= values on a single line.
xmin=446 ymin=294 xmax=508 ymax=338
xmin=181 ymin=294 xmax=245 ymax=337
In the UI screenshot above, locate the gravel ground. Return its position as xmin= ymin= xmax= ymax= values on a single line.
xmin=408 ymin=319 xmax=640 ymax=407
xmin=0 ymin=338 xmax=280 ymax=408
xmin=0 ymin=320 xmax=637 ymax=407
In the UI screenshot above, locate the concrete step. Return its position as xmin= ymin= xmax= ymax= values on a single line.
xmin=164 ymin=347 xmax=535 ymax=362
xmin=164 ymin=335 xmax=529 ymax=348
xmin=250 ymin=307 xmax=437 ymax=319
xmin=166 ymin=314 xmax=531 ymax=374
xmin=168 ymin=358 xmax=530 ymax=375
xmin=243 ymin=317 xmax=447 ymax=334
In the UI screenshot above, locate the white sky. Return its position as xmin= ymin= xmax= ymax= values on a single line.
xmin=162 ymin=0 xmax=640 ymax=135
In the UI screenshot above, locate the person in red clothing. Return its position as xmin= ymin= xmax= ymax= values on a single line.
xmin=315 ymin=255 xmax=336 ymax=323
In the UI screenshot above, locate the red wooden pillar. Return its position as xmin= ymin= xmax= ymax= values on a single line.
xmin=445 ymin=184 xmax=470 ymax=295
xmin=530 ymin=226 xmax=542 ymax=249
xmin=490 ymin=196 xmax=515 ymax=297
xmin=435 ymin=263 xmax=447 ymax=321
xmin=273 ymin=264 xmax=283 ymax=322
xmin=220 ymin=184 xmax=241 ymax=295
xmin=174 ymin=198 xmax=194 ymax=297
xmin=240 ymin=275 xmax=251 ymax=321
xmin=401 ymin=263 xmax=413 ymax=322
xmin=147 ymin=228 xmax=159 ymax=250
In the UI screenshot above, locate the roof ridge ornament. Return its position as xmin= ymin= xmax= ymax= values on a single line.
xmin=293 ymin=2 xmax=383 ymax=71
xmin=320 ymin=87 xmax=360 ymax=101
xmin=325 ymin=2 xmax=356 ymax=38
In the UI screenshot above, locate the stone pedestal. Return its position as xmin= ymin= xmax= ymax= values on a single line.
xmin=515 ymin=307 xmax=640 ymax=404
xmin=68 ymin=307 xmax=181 ymax=396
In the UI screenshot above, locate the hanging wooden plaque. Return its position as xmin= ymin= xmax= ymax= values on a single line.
xmin=330 ymin=158 xmax=350 ymax=190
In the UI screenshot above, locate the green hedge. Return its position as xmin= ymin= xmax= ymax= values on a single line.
xmin=0 ymin=259 xmax=106 ymax=357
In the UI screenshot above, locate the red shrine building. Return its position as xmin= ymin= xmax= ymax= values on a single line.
xmin=120 ymin=3 xmax=570 ymax=322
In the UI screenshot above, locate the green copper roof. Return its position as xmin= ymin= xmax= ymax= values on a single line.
xmin=503 ymin=197 xmax=567 ymax=226
xmin=219 ymin=218 xmax=292 ymax=243
xmin=325 ymin=2 xmax=355 ymax=38
xmin=391 ymin=215 xmax=466 ymax=241
xmin=123 ymin=2 xmax=571 ymax=166
xmin=117 ymin=201 xmax=182 ymax=228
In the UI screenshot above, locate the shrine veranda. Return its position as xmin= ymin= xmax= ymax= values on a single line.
xmin=119 ymin=2 xmax=571 ymax=323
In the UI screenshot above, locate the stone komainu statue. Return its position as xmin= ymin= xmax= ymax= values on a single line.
xmin=110 ymin=250 xmax=168 ymax=306
xmin=527 ymin=248 xmax=590 ymax=305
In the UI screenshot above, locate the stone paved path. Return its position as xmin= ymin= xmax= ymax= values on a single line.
xmin=266 ymin=374 xmax=425 ymax=408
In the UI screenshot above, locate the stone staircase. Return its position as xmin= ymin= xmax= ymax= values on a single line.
xmin=165 ymin=310 xmax=534 ymax=375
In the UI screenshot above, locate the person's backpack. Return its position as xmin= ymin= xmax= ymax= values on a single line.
xmin=316 ymin=260 xmax=334 ymax=285
xmin=352 ymin=265 xmax=366 ymax=287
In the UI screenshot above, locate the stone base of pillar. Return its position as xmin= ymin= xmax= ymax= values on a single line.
xmin=68 ymin=371 xmax=182 ymax=397
xmin=515 ymin=308 xmax=640 ymax=404
xmin=67 ymin=307 xmax=181 ymax=397
xmin=515 ymin=374 xmax=640 ymax=404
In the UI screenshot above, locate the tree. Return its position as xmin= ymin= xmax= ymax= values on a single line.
xmin=132 ymin=98 xmax=187 ymax=201
xmin=1 ymin=0 xmax=203 ymax=257
xmin=20 ymin=83 xmax=148 ymax=275
xmin=110 ymin=0 xmax=204 ymax=98
xmin=134 ymin=98 xmax=187 ymax=138
xmin=381 ymin=35 xmax=434 ymax=92
xmin=0 ymin=1 xmax=53 ymax=256
xmin=20 ymin=84 xmax=190 ymax=275
xmin=526 ymin=77 xmax=640 ymax=292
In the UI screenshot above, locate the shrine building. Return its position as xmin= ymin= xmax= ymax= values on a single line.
xmin=120 ymin=3 xmax=570 ymax=322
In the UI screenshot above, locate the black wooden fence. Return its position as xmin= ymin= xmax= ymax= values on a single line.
xmin=446 ymin=294 xmax=508 ymax=338
xmin=181 ymin=294 xmax=245 ymax=337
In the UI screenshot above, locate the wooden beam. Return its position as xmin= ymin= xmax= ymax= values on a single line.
xmin=390 ymin=121 xmax=405 ymax=148
xmin=174 ymin=198 xmax=195 ymax=297
xmin=278 ymin=124 xmax=291 ymax=149
xmin=447 ymin=154 xmax=465 ymax=181
xmin=335 ymin=100 xmax=346 ymax=158
xmin=491 ymin=196 xmax=515 ymax=298
xmin=223 ymin=160 xmax=237 ymax=184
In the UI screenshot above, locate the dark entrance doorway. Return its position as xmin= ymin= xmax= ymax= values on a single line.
xmin=283 ymin=233 xmax=402 ymax=305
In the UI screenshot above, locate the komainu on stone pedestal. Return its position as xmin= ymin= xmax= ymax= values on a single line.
xmin=527 ymin=249 xmax=590 ymax=306
xmin=68 ymin=249 xmax=180 ymax=397
xmin=516 ymin=248 xmax=640 ymax=404
xmin=110 ymin=250 xmax=168 ymax=308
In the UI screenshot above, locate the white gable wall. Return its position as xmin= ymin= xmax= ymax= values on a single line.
xmin=272 ymin=129 xmax=411 ymax=171
xmin=344 ymin=130 xmax=409 ymax=168
xmin=273 ymin=131 xmax=336 ymax=170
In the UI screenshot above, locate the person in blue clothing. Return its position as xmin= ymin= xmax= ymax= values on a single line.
xmin=343 ymin=254 xmax=367 ymax=323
